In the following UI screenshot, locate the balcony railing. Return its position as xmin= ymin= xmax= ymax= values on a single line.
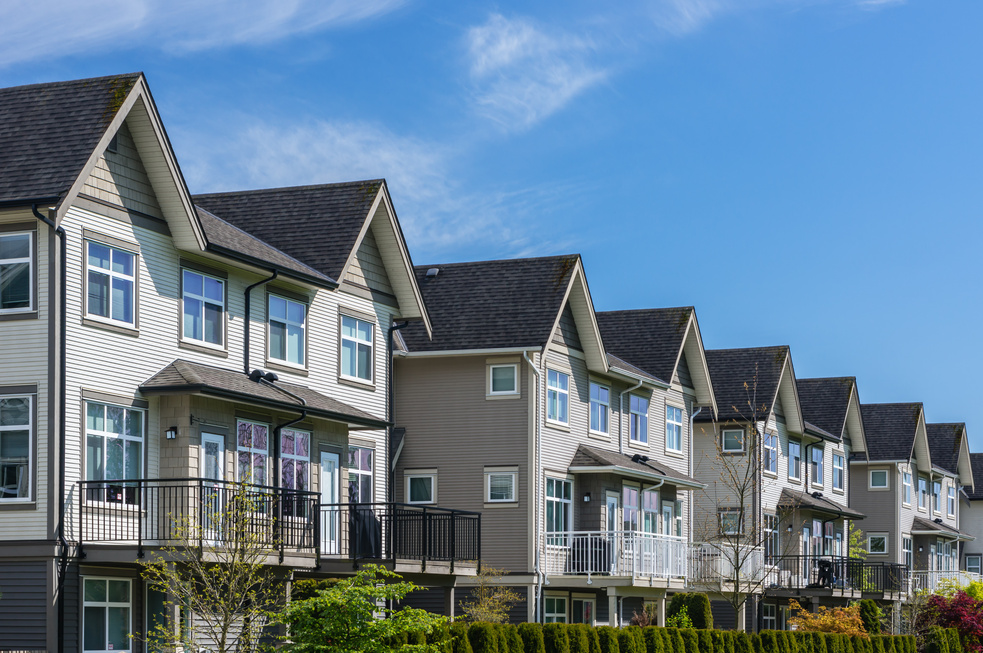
xmin=911 ymin=570 xmax=983 ymax=593
xmin=762 ymin=555 xmax=908 ymax=593
xmin=542 ymin=531 xmax=688 ymax=579
xmin=76 ymin=478 xmax=319 ymax=557
xmin=689 ymin=543 xmax=767 ymax=585
xmin=319 ymin=503 xmax=481 ymax=566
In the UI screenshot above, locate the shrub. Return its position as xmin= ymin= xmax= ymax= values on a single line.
xmin=733 ymin=631 xmax=752 ymax=653
xmin=781 ymin=632 xmax=796 ymax=653
xmin=924 ymin=628 xmax=950 ymax=653
xmin=668 ymin=595 xmax=689 ymax=620
xmin=644 ymin=627 xmax=665 ymax=653
xmin=760 ymin=631 xmax=779 ymax=653
xmin=631 ymin=606 xmax=658 ymax=628
xmin=697 ymin=629 xmax=715 ymax=653
xmin=859 ymin=601 xmax=882 ymax=635
xmin=470 ymin=623 xmax=501 ymax=653
xmin=453 ymin=622 xmax=476 ymax=653
xmin=618 ymin=629 xmax=643 ymax=653
xmin=543 ymin=624 xmax=570 ymax=653
xmin=789 ymin=600 xmax=867 ymax=637
xmin=569 ymin=625 xmax=591 ymax=653
xmin=687 ymin=594 xmax=714 ymax=630
xmin=500 ymin=624 xmax=524 ymax=653
xmin=680 ymin=629 xmax=700 ymax=653
xmin=666 ymin=628 xmax=686 ymax=653
xmin=407 ymin=630 xmax=427 ymax=646
xmin=946 ymin=629 xmax=963 ymax=653
xmin=587 ymin=626 xmax=602 ymax=653
xmin=597 ymin=627 xmax=620 ymax=653
xmin=711 ymin=629 xmax=725 ymax=653
xmin=751 ymin=634 xmax=764 ymax=653
xmin=518 ymin=623 xmax=546 ymax=653
xmin=661 ymin=628 xmax=677 ymax=653
xmin=722 ymin=631 xmax=737 ymax=653
xmin=812 ymin=632 xmax=827 ymax=653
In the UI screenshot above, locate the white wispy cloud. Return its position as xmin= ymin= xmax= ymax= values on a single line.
xmin=465 ymin=14 xmax=609 ymax=131
xmin=0 ymin=0 xmax=405 ymax=66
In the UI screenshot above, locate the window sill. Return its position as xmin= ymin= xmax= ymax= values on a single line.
xmin=788 ymin=477 xmax=802 ymax=484
xmin=721 ymin=450 xmax=745 ymax=456
xmin=0 ymin=501 xmax=36 ymax=511
xmin=664 ymin=449 xmax=684 ymax=459
xmin=545 ymin=421 xmax=569 ymax=433
xmin=832 ymin=488 xmax=845 ymax=495
xmin=338 ymin=375 xmax=375 ymax=391
xmin=484 ymin=501 xmax=519 ymax=509
xmin=0 ymin=311 xmax=38 ymax=322
xmin=179 ymin=340 xmax=229 ymax=358
xmin=628 ymin=440 xmax=649 ymax=450
xmin=266 ymin=360 xmax=309 ymax=376
xmin=486 ymin=393 xmax=521 ymax=401
xmin=763 ymin=471 xmax=778 ymax=479
xmin=82 ymin=317 xmax=139 ymax=337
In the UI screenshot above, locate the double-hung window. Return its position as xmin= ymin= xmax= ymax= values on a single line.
xmin=666 ymin=405 xmax=683 ymax=452
xmin=86 ymin=241 xmax=136 ymax=326
xmin=629 ymin=395 xmax=648 ymax=444
xmin=544 ymin=596 xmax=567 ymax=623
xmin=933 ymin=481 xmax=942 ymax=514
xmin=85 ymin=402 xmax=143 ymax=504
xmin=722 ymin=429 xmax=744 ymax=453
xmin=764 ymin=514 xmax=779 ymax=563
xmin=811 ymin=447 xmax=824 ymax=486
xmin=236 ymin=420 xmax=269 ymax=486
xmin=949 ymin=486 xmax=956 ymax=516
xmin=182 ymin=269 xmax=224 ymax=346
xmin=763 ymin=431 xmax=777 ymax=474
xmin=486 ymin=468 xmax=517 ymax=503
xmin=788 ymin=440 xmax=801 ymax=481
xmin=83 ymin=577 xmax=131 ymax=653
xmin=903 ymin=537 xmax=913 ymax=569
xmin=589 ymin=383 xmax=609 ymax=434
xmin=833 ymin=453 xmax=844 ymax=491
xmin=903 ymin=472 xmax=912 ymax=505
xmin=348 ymin=446 xmax=373 ymax=503
xmin=341 ymin=315 xmax=373 ymax=381
xmin=269 ymin=295 xmax=306 ymax=366
xmin=0 ymin=232 xmax=32 ymax=312
xmin=546 ymin=370 xmax=569 ymax=425
xmin=0 ymin=395 xmax=31 ymax=501
xmin=918 ymin=475 xmax=928 ymax=509
xmin=545 ymin=477 xmax=572 ymax=546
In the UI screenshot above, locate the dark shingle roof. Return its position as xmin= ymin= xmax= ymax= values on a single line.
xmin=193 ymin=180 xmax=384 ymax=281
xmin=926 ymin=423 xmax=965 ymax=475
xmin=569 ymin=444 xmax=703 ymax=488
xmin=140 ymin=360 xmax=386 ymax=428
xmin=0 ymin=73 xmax=141 ymax=205
xmin=700 ymin=346 xmax=788 ymax=423
xmin=777 ymin=488 xmax=866 ymax=520
xmin=860 ymin=403 xmax=922 ymax=462
xmin=595 ymin=308 xmax=693 ymax=384
xmin=797 ymin=377 xmax=856 ymax=442
xmin=399 ymin=255 xmax=580 ymax=352
xmin=606 ymin=353 xmax=665 ymax=385
xmin=911 ymin=516 xmax=964 ymax=539
xmin=968 ymin=454 xmax=983 ymax=500
xmin=196 ymin=207 xmax=335 ymax=286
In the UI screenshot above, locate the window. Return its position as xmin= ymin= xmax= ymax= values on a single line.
xmin=833 ymin=453 xmax=844 ymax=491
xmin=764 ymin=514 xmax=780 ymax=563
xmin=406 ymin=473 xmax=435 ymax=504
xmin=486 ymin=469 xmax=517 ymax=503
xmin=642 ymin=490 xmax=659 ymax=533
xmin=868 ymin=534 xmax=888 ymax=555
xmin=623 ymin=486 xmax=639 ymax=531
xmin=919 ymin=475 xmax=928 ymax=509
xmin=903 ymin=537 xmax=913 ymax=569
xmin=85 ymin=402 xmax=143 ymax=504
xmin=589 ymin=383 xmax=610 ymax=434
xmin=571 ymin=597 xmax=595 ymax=625
xmin=86 ymin=241 xmax=135 ymax=325
xmin=490 ymin=364 xmax=517 ymax=395
xmin=933 ymin=481 xmax=942 ymax=514
xmin=348 ymin=446 xmax=373 ymax=503
xmin=182 ymin=269 xmax=224 ymax=346
xmin=870 ymin=469 xmax=888 ymax=489
xmin=340 ymin=315 xmax=373 ymax=380
xmin=545 ymin=477 xmax=572 ymax=545
xmin=544 ymin=596 xmax=567 ymax=623
xmin=629 ymin=395 xmax=648 ymax=444
xmin=83 ymin=578 xmax=131 ymax=653
xmin=0 ymin=232 xmax=32 ymax=312
xmin=269 ymin=295 xmax=306 ymax=366
xmin=0 ymin=395 xmax=31 ymax=501
xmin=546 ymin=370 xmax=569 ymax=424
xmin=763 ymin=431 xmax=777 ymax=474
xmin=811 ymin=447 xmax=824 ymax=486
xmin=666 ymin=405 xmax=683 ymax=452
xmin=722 ymin=429 xmax=744 ymax=453
xmin=949 ymin=486 xmax=957 ymax=516
xmin=788 ymin=440 xmax=801 ymax=481
xmin=719 ymin=509 xmax=742 ymax=536
xmin=762 ymin=603 xmax=776 ymax=630
xmin=280 ymin=429 xmax=309 ymax=491
xmin=236 ymin=420 xmax=268 ymax=485
xmin=966 ymin=555 xmax=981 ymax=574
xmin=903 ymin=472 xmax=912 ymax=505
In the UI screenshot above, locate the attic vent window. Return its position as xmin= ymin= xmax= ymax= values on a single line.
xmin=425 ymin=268 xmax=439 ymax=279
xmin=107 ymin=133 xmax=119 ymax=154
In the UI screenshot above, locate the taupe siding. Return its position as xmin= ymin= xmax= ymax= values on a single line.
xmin=675 ymin=354 xmax=693 ymax=389
xmin=0 ymin=561 xmax=47 ymax=649
xmin=82 ymin=122 xmax=163 ymax=218
xmin=552 ymin=304 xmax=582 ymax=351
xmin=344 ymin=225 xmax=394 ymax=296
xmin=849 ymin=463 xmax=901 ymax=563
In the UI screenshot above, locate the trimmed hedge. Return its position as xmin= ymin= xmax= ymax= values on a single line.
xmin=518 ymin=623 xmax=546 ymax=653
xmin=544 ymin=623 xmax=571 ymax=653
xmin=569 ymin=625 xmax=592 ymax=653
xmin=597 ymin=626 xmax=621 ymax=653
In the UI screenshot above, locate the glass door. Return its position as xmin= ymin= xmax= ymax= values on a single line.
xmin=320 ymin=451 xmax=340 ymax=554
xmin=200 ymin=433 xmax=225 ymax=542
xmin=606 ymin=491 xmax=620 ymax=573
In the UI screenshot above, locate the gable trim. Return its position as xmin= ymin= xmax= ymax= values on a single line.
xmin=544 ymin=259 xmax=606 ymax=373
xmin=671 ymin=311 xmax=717 ymax=415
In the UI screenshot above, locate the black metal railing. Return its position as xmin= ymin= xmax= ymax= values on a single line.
xmin=763 ymin=555 xmax=908 ymax=593
xmin=319 ymin=502 xmax=481 ymax=567
xmin=76 ymin=478 xmax=319 ymax=557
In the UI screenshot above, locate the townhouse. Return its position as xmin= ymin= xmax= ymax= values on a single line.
xmin=393 ymin=261 xmax=716 ymax=626
xmin=0 ymin=74 xmax=476 ymax=653
xmin=962 ymin=453 xmax=983 ymax=575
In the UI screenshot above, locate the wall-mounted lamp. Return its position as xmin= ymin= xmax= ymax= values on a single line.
xmin=165 ymin=426 xmax=177 ymax=440
xmin=787 ymin=525 xmax=793 ymax=534
xmin=919 ymin=546 xmax=924 ymax=553
xmin=584 ymin=493 xmax=591 ymax=503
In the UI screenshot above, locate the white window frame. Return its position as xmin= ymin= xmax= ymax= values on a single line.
xmin=82 ymin=577 xmax=132 ymax=653
xmin=788 ymin=440 xmax=801 ymax=481
xmin=666 ymin=405 xmax=683 ymax=452
xmin=84 ymin=401 xmax=145 ymax=505
xmin=629 ymin=395 xmax=648 ymax=444
xmin=269 ymin=294 xmax=307 ymax=367
xmin=489 ymin=364 xmax=518 ymax=396
xmin=181 ymin=268 xmax=224 ymax=347
xmin=869 ymin=469 xmax=888 ymax=489
xmin=918 ymin=475 xmax=928 ymax=510
xmin=832 ymin=453 xmax=844 ymax=491
xmin=0 ymin=231 xmax=33 ymax=313
xmin=485 ymin=467 xmax=517 ymax=503
xmin=762 ymin=603 xmax=776 ymax=630
xmin=589 ymin=382 xmax=610 ymax=435
xmin=811 ymin=447 xmax=824 ymax=487
xmin=348 ymin=446 xmax=373 ymax=504
xmin=719 ymin=509 xmax=742 ymax=536
xmin=0 ymin=394 xmax=32 ymax=502
xmin=902 ymin=471 xmax=912 ymax=506
xmin=235 ymin=420 xmax=269 ymax=486
xmin=722 ymin=428 xmax=744 ymax=453
xmin=868 ymin=534 xmax=888 ymax=555
xmin=903 ymin=536 xmax=913 ymax=569
xmin=405 ymin=471 xmax=436 ymax=504
xmin=933 ymin=480 xmax=942 ymax=514
xmin=544 ymin=595 xmax=567 ymax=623
xmin=948 ymin=485 xmax=957 ymax=516
xmin=545 ymin=477 xmax=572 ymax=546
xmin=763 ymin=431 xmax=777 ymax=475
xmin=279 ymin=428 xmax=310 ymax=492
xmin=546 ymin=369 xmax=569 ymax=425
xmin=85 ymin=240 xmax=136 ymax=326
xmin=966 ymin=554 xmax=982 ymax=574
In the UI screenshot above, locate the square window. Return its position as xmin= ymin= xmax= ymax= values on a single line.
xmin=270 ymin=295 xmax=307 ymax=366
xmin=590 ymin=383 xmax=610 ymax=434
xmin=546 ymin=370 xmax=569 ymax=424
xmin=967 ymin=555 xmax=981 ymax=574
xmin=406 ymin=474 xmax=435 ymax=504
xmin=870 ymin=469 xmax=888 ymax=489
xmin=83 ymin=577 xmax=132 ymax=653
xmin=722 ymin=429 xmax=744 ymax=453
xmin=486 ymin=470 xmax=516 ymax=502
xmin=719 ymin=509 xmax=742 ymax=536
xmin=86 ymin=240 xmax=136 ymax=325
xmin=490 ymin=365 xmax=518 ymax=395
xmin=629 ymin=395 xmax=648 ymax=443
xmin=0 ymin=232 xmax=33 ymax=312
xmin=544 ymin=596 xmax=567 ymax=623
xmin=666 ymin=405 xmax=683 ymax=452
xmin=868 ymin=535 xmax=888 ymax=555
xmin=182 ymin=269 xmax=224 ymax=346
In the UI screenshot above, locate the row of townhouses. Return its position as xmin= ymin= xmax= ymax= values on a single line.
xmin=0 ymin=73 xmax=979 ymax=652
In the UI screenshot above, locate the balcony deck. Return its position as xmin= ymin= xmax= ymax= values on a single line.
xmin=542 ymin=531 xmax=688 ymax=584
xmin=910 ymin=569 xmax=983 ymax=593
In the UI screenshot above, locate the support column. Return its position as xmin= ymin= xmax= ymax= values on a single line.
xmin=444 ymin=586 xmax=456 ymax=621
xmin=736 ymin=597 xmax=746 ymax=632
xmin=608 ymin=594 xmax=619 ymax=627
xmin=655 ymin=593 xmax=666 ymax=627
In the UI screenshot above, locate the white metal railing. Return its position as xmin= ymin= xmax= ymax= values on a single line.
xmin=910 ymin=570 xmax=983 ymax=593
xmin=542 ymin=531 xmax=688 ymax=579
xmin=688 ymin=542 xmax=767 ymax=585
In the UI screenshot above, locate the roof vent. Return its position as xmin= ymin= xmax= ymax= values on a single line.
xmin=811 ymin=491 xmax=823 ymax=499
xmin=934 ymin=518 xmax=943 ymax=524
xmin=425 ymin=267 xmax=440 ymax=280
xmin=631 ymin=454 xmax=649 ymax=463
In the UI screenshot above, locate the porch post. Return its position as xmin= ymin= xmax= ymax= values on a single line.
xmin=608 ymin=594 xmax=619 ymax=627
xmin=655 ymin=593 xmax=666 ymax=627
xmin=736 ymin=597 xmax=746 ymax=632
xmin=444 ymin=586 xmax=456 ymax=621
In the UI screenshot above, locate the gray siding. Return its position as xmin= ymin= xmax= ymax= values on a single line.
xmin=552 ymin=304 xmax=582 ymax=351
xmin=0 ymin=561 xmax=47 ymax=650
xmin=82 ymin=121 xmax=163 ymax=218
xmin=344 ymin=225 xmax=394 ymax=296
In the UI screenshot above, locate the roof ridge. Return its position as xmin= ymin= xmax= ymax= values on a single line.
xmin=707 ymin=345 xmax=789 ymax=354
xmin=597 ymin=306 xmax=694 ymax=315
xmin=193 ymin=179 xmax=384 ymax=198
xmin=797 ymin=376 xmax=856 ymax=383
xmin=172 ymin=360 xmax=203 ymax=386
xmin=415 ymin=253 xmax=581 ymax=269
xmin=1 ymin=72 xmax=143 ymax=93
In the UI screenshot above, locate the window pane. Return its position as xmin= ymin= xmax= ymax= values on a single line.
xmin=0 ymin=397 xmax=29 ymax=426
xmin=287 ymin=300 xmax=305 ymax=325
xmin=253 ymin=425 xmax=268 ymax=450
xmin=88 ymin=243 xmax=111 ymax=269
xmin=355 ymin=343 xmax=370 ymax=379
xmin=106 ymin=438 xmax=124 ymax=480
xmin=342 ymin=315 xmax=356 ymax=338
xmin=83 ymin=606 xmax=107 ymax=651
xmin=108 ymin=606 xmax=130 ymax=649
xmin=108 ymin=579 xmax=130 ymax=603
xmin=85 ymin=578 xmax=107 ymax=602
xmin=252 ymin=454 xmax=266 ymax=485
xmin=184 ymin=297 xmax=203 ymax=340
xmin=270 ymin=321 xmax=286 ymax=360
xmin=204 ymin=302 xmax=222 ymax=345
xmin=296 ymin=462 xmax=308 ymax=491
xmin=106 ymin=406 xmax=124 ymax=435
xmin=287 ymin=323 xmax=304 ymax=364
xmin=0 ymin=234 xmax=30 ymax=259
xmin=88 ymin=270 xmax=109 ymax=317
xmin=282 ymin=459 xmax=295 ymax=489
xmin=489 ymin=474 xmax=513 ymax=501
xmin=409 ymin=477 xmax=432 ymax=502
xmin=0 ymin=262 xmax=30 ymax=309
xmin=558 ymin=392 xmax=568 ymax=422
xmin=296 ymin=432 xmax=309 ymax=457
xmin=238 ymin=452 xmax=251 ymax=481
xmin=124 ymin=441 xmax=141 ymax=479
xmin=111 ymin=249 xmax=133 ymax=276
xmin=183 ymin=270 xmax=203 ymax=296
xmin=270 ymin=295 xmax=287 ymax=320
xmin=281 ymin=430 xmax=295 ymax=456
xmin=111 ymin=277 xmax=133 ymax=323
xmin=491 ymin=366 xmax=516 ymax=393
xmin=86 ymin=436 xmax=104 ymax=481
xmin=341 ymin=339 xmax=356 ymax=376
xmin=203 ymin=276 xmax=223 ymax=302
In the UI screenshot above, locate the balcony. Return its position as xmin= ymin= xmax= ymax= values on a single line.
xmin=910 ymin=570 xmax=983 ymax=594
xmin=319 ymin=502 xmax=481 ymax=569
xmin=761 ymin=555 xmax=908 ymax=594
xmin=689 ymin=543 xmax=767 ymax=585
xmin=542 ymin=531 xmax=688 ymax=580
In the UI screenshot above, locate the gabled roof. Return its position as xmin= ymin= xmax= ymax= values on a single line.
xmin=968 ymin=454 xmax=983 ymax=501
xmin=777 ymin=488 xmax=866 ymax=520
xmin=569 ymin=444 xmax=704 ymax=489
xmin=701 ymin=346 xmax=802 ymax=432
xmin=926 ymin=423 xmax=974 ymax=488
xmin=140 ymin=360 xmax=387 ymax=429
xmin=0 ymin=73 xmax=141 ymax=206
xmin=910 ymin=516 xmax=973 ymax=541
xmin=606 ymin=353 xmax=665 ymax=385
xmin=596 ymin=307 xmax=716 ymax=410
xmin=860 ymin=403 xmax=929 ymax=464
xmin=797 ymin=377 xmax=867 ymax=450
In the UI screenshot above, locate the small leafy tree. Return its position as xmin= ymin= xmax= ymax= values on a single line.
xmin=459 ymin=564 xmax=522 ymax=624
xmin=922 ymin=591 xmax=983 ymax=653
xmin=847 ymin=524 xmax=867 ymax=560
xmin=282 ymin=564 xmax=446 ymax=652
xmin=788 ymin=600 xmax=868 ymax=637
xmin=859 ymin=600 xmax=883 ymax=635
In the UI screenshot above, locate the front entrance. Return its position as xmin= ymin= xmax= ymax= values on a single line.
xmin=320 ymin=451 xmax=340 ymax=554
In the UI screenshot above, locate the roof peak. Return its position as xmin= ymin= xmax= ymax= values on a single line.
xmin=194 ymin=178 xmax=384 ymax=198
xmin=3 ymin=72 xmax=142 ymax=93
xmin=415 ymin=253 xmax=581 ymax=269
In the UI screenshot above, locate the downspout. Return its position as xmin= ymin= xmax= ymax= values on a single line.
xmin=243 ymin=271 xmax=278 ymax=374
xmin=387 ymin=321 xmax=409 ymax=503
xmin=689 ymin=407 xmax=702 ymax=554
xmin=620 ymin=378 xmax=645 ymax=455
xmin=34 ymin=205 xmax=67 ymax=653
xmin=523 ymin=351 xmax=543 ymax=623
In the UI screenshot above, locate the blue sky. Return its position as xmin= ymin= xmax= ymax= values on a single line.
xmin=5 ymin=0 xmax=982 ymax=449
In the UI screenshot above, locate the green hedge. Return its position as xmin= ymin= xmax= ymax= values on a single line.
xmin=597 ymin=626 xmax=621 ymax=653
xmin=518 ymin=623 xmax=546 ymax=653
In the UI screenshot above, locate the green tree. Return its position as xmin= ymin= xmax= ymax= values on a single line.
xmin=459 ymin=564 xmax=523 ymax=624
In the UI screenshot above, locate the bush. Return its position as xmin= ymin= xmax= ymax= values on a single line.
xmin=618 ymin=629 xmax=643 ymax=653
xmin=711 ymin=629 xmax=725 ymax=653
xmin=518 ymin=623 xmax=546 ymax=653
xmin=812 ymin=632 xmax=827 ymax=653
xmin=569 ymin=625 xmax=591 ymax=653
xmin=946 ymin=629 xmax=963 ymax=653
xmin=697 ymin=629 xmax=715 ymax=653
xmin=597 ymin=626 xmax=620 ymax=653
xmin=924 ymin=627 xmax=950 ymax=653
xmin=500 ymin=624 xmax=524 ymax=653
xmin=687 ymin=594 xmax=714 ymax=630
xmin=733 ymin=631 xmax=752 ymax=653
xmin=722 ymin=632 xmax=737 ymax=653
xmin=760 ymin=631 xmax=779 ymax=653
xmin=751 ymin=634 xmax=764 ymax=653
xmin=859 ymin=601 xmax=882 ymax=635
xmin=587 ymin=626 xmax=602 ymax=653
xmin=643 ymin=627 xmax=665 ymax=653
xmin=666 ymin=628 xmax=686 ymax=653
xmin=680 ymin=629 xmax=700 ymax=653
xmin=543 ymin=624 xmax=570 ymax=653
xmin=453 ymin=622 xmax=476 ymax=653
xmin=661 ymin=628 xmax=677 ymax=653
xmin=668 ymin=595 xmax=689 ymax=620
xmin=471 ymin=623 xmax=501 ymax=653
xmin=408 ymin=630 xmax=426 ymax=646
